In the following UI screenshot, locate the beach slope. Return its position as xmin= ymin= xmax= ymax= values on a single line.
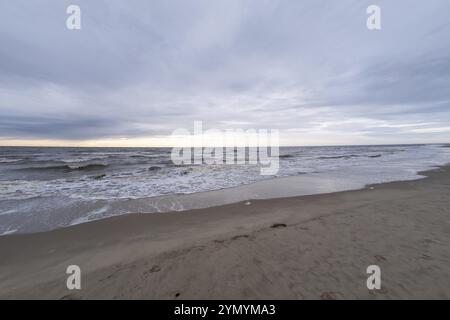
xmin=1 ymin=166 xmax=450 ymax=299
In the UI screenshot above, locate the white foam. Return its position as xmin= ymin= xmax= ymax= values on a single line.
xmin=1 ymin=145 xmax=450 ymax=202
xmin=0 ymin=228 xmax=18 ymax=236
xmin=69 ymin=206 xmax=110 ymax=226
xmin=1 ymin=145 xmax=450 ymax=233
xmin=0 ymin=158 xmax=21 ymax=163
xmin=0 ymin=209 xmax=17 ymax=216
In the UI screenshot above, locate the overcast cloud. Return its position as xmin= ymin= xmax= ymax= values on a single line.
xmin=1 ymin=0 xmax=450 ymax=145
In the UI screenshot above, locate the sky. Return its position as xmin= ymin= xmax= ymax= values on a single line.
xmin=0 ymin=0 xmax=450 ymax=147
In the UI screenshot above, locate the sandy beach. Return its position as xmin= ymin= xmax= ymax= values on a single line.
xmin=1 ymin=165 xmax=450 ymax=299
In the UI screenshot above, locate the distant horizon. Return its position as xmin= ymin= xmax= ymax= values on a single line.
xmin=0 ymin=142 xmax=448 ymax=149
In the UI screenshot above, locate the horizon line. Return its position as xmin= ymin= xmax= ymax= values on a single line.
xmin=0 ymin=142 xmax=448 ymax=148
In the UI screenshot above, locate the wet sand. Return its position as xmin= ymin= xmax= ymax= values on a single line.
xmin=1 ymin=165 xmax=450 ymax=299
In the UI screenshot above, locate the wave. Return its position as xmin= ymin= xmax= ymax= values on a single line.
xmin=20 ymin=163 xmax=109 ymax=171
xmin=60 ymin=157 xmax=108 ymax=163
xmin=317 ymin=155 xmax=358 ymax=160
xmin=0 ymin=158 xmax=22 ymax=163
xmin=317 ymin=154 xmax=382 ymax=160
xmin=279 ymin=154 xmax=294 ymax=158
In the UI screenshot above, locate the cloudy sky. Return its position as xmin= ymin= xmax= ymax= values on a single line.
xmin=1 ymin=0 xmax=450 ymax=146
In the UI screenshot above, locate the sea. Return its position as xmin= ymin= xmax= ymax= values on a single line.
xmin=1 ymin=144 xmax=449 ymax=235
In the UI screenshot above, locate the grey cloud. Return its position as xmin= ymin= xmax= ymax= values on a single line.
xmin=1 ymin=0 xmax=450 ymax=144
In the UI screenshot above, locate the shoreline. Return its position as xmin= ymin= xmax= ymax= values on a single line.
xmin=2 ymin=144 xmax=449 ymax=235
xmin=0 ymin=168 xmax=434 ymax=236
xmin=1 ymin=165 xmax=450 ymax=299
xmin=3 ymin=161 xmax=448 ymax=235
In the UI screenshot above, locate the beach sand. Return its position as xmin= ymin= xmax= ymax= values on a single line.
xmin=1 ymin=165 xmax=450 ymax=299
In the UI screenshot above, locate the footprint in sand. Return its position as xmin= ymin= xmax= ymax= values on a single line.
xmin=59 ymin=293 xmax=82 ymax=300
xmin=369 ymin=287 xmax=389 ymax=295
xmin=144 ymin=265 xmax=161 ymax=276
xmin=271 ymin=223 xmax=287 ymax=228
xmin=320 ymin=291 xmax=343 ymax=300
xmin=422 ymin=238 xmax=436 ymax=248
xmin=232 ymin=234 xmax=250 ymax=240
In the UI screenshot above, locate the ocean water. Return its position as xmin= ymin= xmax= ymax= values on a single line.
xmin=0 ymin=144 xmax=449 ymax=235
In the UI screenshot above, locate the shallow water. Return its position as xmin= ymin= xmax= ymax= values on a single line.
xmin=1 ymin=144 xmax=449 ymax=234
